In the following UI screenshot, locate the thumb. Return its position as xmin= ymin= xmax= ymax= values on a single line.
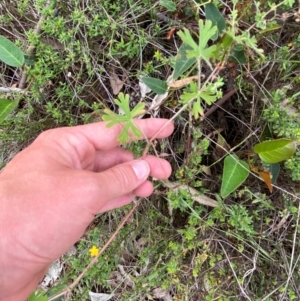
xmin=91 ymin=160 xmax=150 ymax=209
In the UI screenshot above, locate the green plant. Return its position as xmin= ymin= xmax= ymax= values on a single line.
xmin=221 ymin=138 xmax=296 ymax=197
xmin=102 ymin=93 xmax=146 ymax=144
xmin=2 ymin=0 xmax=300 ymax=300
xmin=0 ymin=35 xmax=24 ymax=124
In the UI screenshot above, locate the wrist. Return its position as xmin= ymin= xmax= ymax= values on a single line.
xmin=0 ymin=177 xmax=46 ymax=301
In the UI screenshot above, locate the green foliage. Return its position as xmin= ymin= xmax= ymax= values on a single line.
xmin=28 ymin=291 xmax=48 ymax=301
xmin=102 ymin=93 xmax=146 ymax=144
xmin=227 ymin=205 xmax=255 ymax=235
xmin=221 ymin=137 xmax=297 ymax=197
xmin=177 ymin=20 xmax=217 ymax=69
xmin=140 ymin=77 xmax=168 ymax=95
xmin=230 ymin=44 xmax=247 ymax=64
xmin=254 ymin=138 xmax=296 ymax=164
xmin=172 ymin=43 xmax=196 ymax=80
xmin=180 ymin=78 xmax=223 ymax=119
xmin=0 ymin=35 xmax=24 ymax=67
xmin=284 ymin=152 xmax=300 ymax=181
xmin=0 ymin=99 xmax=19 ymax=125
xmin=159 ymin=0 xmax=176 ymax=12
xmin=221 ymin=154 xmax=250 ymax=198
xmin=205 ymin=3 xmax=226 ymax=40
xmin=2 ymin=1 xmax=300 ymax=300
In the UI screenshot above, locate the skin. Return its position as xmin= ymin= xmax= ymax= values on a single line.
xmin=0 ymin=118 xmax=174 ymax=301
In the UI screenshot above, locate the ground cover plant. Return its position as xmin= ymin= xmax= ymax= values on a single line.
xmin=1 ymin=0 xmax=300 ymax=300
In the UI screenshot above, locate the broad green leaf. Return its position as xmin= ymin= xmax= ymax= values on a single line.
xmin=173 ymin=43 xmax=196 ymax=80
xmin=159 ymin=0 xmax=176 ymax=11
xmin=231 ymin=44 xmax=246 ymax=64
xmin=0 ymin=98 xmax=19 ymax=124
xmin=253 ymin=139 xmax=296 ymax=163
xmin=221 ymin=33 xmax=233 ymax=51
xmin=265 ymin=163 xmax=280 ymax=184
xmin=141 ymin=77 xmax=168 ymax=95
xmin=0 ymin=35 xmax=24 ymax=67
xmin=28 ymin=291 xmax=48 ymax=301
xmin=221 ymin=154 xmax=250 ymax=198
xmin=205 ymin=3 xmax=226 ymax=41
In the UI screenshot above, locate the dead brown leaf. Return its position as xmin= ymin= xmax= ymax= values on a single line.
xmin=168 ymin=75 xmax=199 ymax=89
xmin=163 ymin=180 xmax=218 ymax=207
xmin=109 ymin=71 xmax=125 ymax=95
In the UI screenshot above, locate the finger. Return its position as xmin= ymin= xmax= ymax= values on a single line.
xmin=69 ymin=118 xmax=174 ymax=150
xmin=91 ymin=148 xmax=134 ymax=171
xmin=143 ymin=155 xmax=172 ymax=179
xmin=132 ymin=180 xmax=154 ymax=197
xmin=87 ymin=160 xmax=150 ymax=213
xmin=99 ymin=181 xmax=154 ymax=212
xmin=98 ymin=195 xmax=133 ymax=212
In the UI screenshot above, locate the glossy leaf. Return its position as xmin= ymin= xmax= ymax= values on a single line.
xmin=140 ymin=77 xmax=168 ymax=95
xmin=0 ymin=98 xmax=19 ymax=124
xmin=221 ymin=154 xmax=250 ymax=198
xmin=254 ymin=139 xmax=296 ymax=163
xmin=173 ymin=43 xmax=196 ymax=80
xmin=268 ymin=163 xmax=280 ymax=184
xmin=205 ymin=3 xmax=226 ymax=40
xmin=0 ymin=35 xmax=24 ymax=67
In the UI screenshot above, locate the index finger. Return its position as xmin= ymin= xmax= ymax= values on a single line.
xmin=71 ymin=118 xmax=174 ymax=150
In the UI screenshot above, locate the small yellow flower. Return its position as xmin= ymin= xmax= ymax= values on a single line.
xmin=89 ymin=245 xmax=99 ymax=257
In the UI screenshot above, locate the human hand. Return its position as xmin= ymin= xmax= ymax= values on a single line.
xmin=0 ymin=118 xmax=174 ymax=301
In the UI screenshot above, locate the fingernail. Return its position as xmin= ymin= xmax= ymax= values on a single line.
xmin=131 ymin=160 xmax=150 ymax=180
